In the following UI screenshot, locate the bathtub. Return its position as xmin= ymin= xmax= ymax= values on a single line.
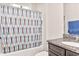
xmin=0 ymin=45 xmax=44 ymax=56
xmin=35 ymin=51 xmax=48 ymax=56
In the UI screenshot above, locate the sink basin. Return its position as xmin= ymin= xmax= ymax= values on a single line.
xmin=62 ymin=42 xmax=79 ymax=47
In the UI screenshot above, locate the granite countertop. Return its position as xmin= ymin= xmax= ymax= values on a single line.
xmin=47 ymin=38 xmax=79 ymax=54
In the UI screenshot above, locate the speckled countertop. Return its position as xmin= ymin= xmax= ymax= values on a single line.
xmin=47 ymin=38 xmax=79 ymax=54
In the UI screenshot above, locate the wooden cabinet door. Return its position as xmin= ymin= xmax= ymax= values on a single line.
xmin=66 ymin=50 xmax=79 ymax=56
xmin=48 ymin=43 xmax=65 ymax=56
xmin=49 ymin=51 xmax=57 ymax=56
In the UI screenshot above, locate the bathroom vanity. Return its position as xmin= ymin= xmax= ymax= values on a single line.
xmin=47 ymin=38 xmax=79 ymax=56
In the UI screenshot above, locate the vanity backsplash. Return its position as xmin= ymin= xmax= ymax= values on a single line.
xmin=63 ymin=34 xmax=79 ymax=42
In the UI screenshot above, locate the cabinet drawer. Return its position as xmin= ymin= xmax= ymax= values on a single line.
xmin=49 ymin=43 xmax=65 ymax=55
xmin=49 ymin=51 xmax=57 ymax=56
xmin=66 ymin=50 xmax=79 ymax=56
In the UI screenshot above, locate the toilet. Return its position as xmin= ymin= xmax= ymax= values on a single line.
xmin=35 ymin=51 xmax=48 ymax=56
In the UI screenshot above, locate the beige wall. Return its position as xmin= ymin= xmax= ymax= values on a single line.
xmin=64 ymin=3 xmax=79 ymax=34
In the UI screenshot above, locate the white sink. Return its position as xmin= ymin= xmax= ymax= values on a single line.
xmin=62 ymin=42 xmax=79 ymax=47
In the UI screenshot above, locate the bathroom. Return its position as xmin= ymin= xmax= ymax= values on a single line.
xmin=1 ymin=0 xmax=79 ymax=57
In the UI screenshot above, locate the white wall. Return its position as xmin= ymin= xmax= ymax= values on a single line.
xmin=64 ymin=3 xmax=79 ymax=34
xmin=46 ymin=4 xmax=64 ymax=39
xmin=33 ymin=3 xmax=64 ymax=51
